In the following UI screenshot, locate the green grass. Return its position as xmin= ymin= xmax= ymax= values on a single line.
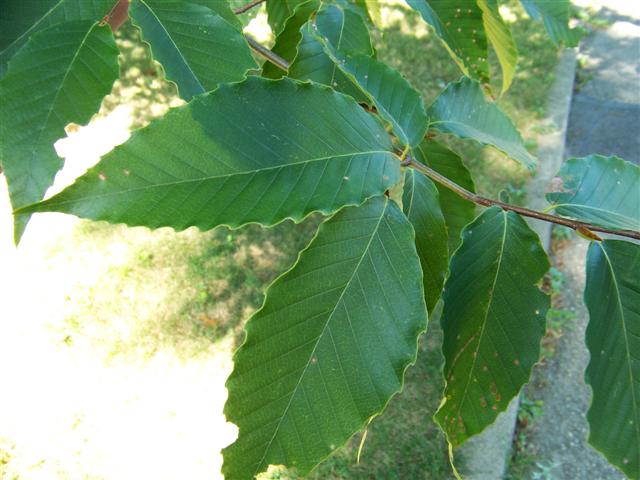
xmin=35 ymin=3 xmax=565 ymax=478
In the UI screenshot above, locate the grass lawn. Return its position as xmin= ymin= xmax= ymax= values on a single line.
xmin=0 ymin=2 xmax=566 ymax=479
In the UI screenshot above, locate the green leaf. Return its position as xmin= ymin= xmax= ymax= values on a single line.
xmin=478 ymin=0 xmax=518 ymax=94
xmin=288 ymin=4 xmax=373 ymax=103
xmin=364 ymin=0 xmax=383 ymax=28
xmin=546 ymin=155 xmax=640 ymax=232
xmin=403 ymin=169 xmax=448 ymax=312
xmin=584 ymin=240 xmax=640 ymax=479
xmin=435 ymin=207 xmax=549 ymax=446
xmin=263 ymin=0 xmax=319 ymax=79
xmin=428 ymin=77 xmax=536 ymax=169
xmin=0 ymin=0 xmax=115 ymax=77
xmin=222 ymin=195 xmax=427 ymax=479
xmin=406 ymin=0 xmax=489 ymax=82
xmin=412 ymin=140 xmax=476 ymax=252
xmin=0 ymin=21 xmax=119 ymax=242
xmin=266 ymin=0 xmax=308 ymax=36
xmin=19 ymin=77 xmax=400 ymax=231
xmin=520 ymin=0 xmax=582 ymax=47
xmin=129 ymin=0 xmax=256 ymax=101
xmin=315 ymin=34 xmax=428 ymax=147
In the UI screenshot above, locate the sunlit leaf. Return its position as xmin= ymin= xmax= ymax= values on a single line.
xmin=223 ymin=196 xmax=427 ymax=479
xmin=478 ymin=0 xmax=518 ymax=94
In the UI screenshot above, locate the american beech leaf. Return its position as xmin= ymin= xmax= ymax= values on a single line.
xmin=435 ymin=207 xmax=550 ymax=446
xmin=315 ymin=31 xmax=429 ymax=148
xmin=129 ymin=0 xmax=257 ymax=101
xmin=520 ymin=0 xmax=582 ymax=47
xmin=0 ymin=0 xmax=115 ymax=76
xmin=406 ymin=0 xmax=489 ymax=83
xmin=19 ymin=77 xmax=400 ymax=231
xmin=266 ymin=0 xmax=308 ymax=36
xmin=412 ymin=140 xmax=476 ymax=252
xmin=584 ymin=240 xmax=640 ymax=479
xmin=222 ymin=195 xmax=428 ymax=479
xmin=0 ymin=21 xmax=119 ymax=242
xmin=262 ymin=0 xmax=319 ymax=79
xmin=402 ymin=169 xmax=448 ymax=312
xmin=546 ymin=155 xmax=640 ymax=232
xmin=478 ymin=0 xmax=518 ymax=94
xmin=288 ymin=4 xmax=373 ymax=103
xmin=428 ymin=77 xmax=536 ymax=169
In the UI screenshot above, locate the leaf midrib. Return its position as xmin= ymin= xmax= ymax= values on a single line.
xmin=31 ymin=150 xmax=392 ymax=210
xmin=253 ymin=197 xmax=389 ymax=476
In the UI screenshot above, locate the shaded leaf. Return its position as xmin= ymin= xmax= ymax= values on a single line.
xmin=428 ymin=77 xmax=535 ymax=169
xmin=412 ymin=140 xmax=476 ymax=252
xmin=263 ymin=0 xmax=319 ymax=79
xmin=520 ymin=0 xmax=582 ymax=47
xmin=0 ymin=21 xmax=119 ymax=242
xmin=435 ymin=207 xmax=549 ymax=446
xmin=406 ymin=0 xmax=489 ymax=82
xmin=289 ymin=4 xmax=372 ymax=103
xmin=316 ymin=32 xmax=428 ymax=147
xmin=223 ymin=196 xmax=427 ymax=479
xmin=129 ymin=0 xmax=256 ymax=101
xmin=584 ymin=240 xmax=640 ymax=479
xmin=266 ymin=0 xmax=308 ymax=36
xmin=546 ymin=155 xmax=640 ymax=232
xmin=478 ymin=0 xmax=518 ymax=94
xmin=403 ymin=169 xmax=448 ymax=312
xmin=0 ymin=0 xmax=115 ymax=77
xmin=19 ymin=77 xmax=400 ymax=231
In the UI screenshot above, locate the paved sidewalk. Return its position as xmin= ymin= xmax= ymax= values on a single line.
xmin=511 ymin=2 xmax=639 ymax=479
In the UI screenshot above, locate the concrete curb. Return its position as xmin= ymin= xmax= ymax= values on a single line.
xmin=456 ymin=48 xmax=578 ymax=480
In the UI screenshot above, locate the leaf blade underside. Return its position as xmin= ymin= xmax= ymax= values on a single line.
xmin=129 ymin=0 xmax=256 ymax=100
xmin=435 ymin=207 xmax=549 ymax=446
xmin=428 ymin=77 xmax=536 ymax=169
xmin=223 ymin=196 xmax=428 ymax=479
xmin=0 ymin=20 xmax=119 ymax=242
xmin=584 ymin=240 xmax=640 ymax=479
xmin=19 ymin=77 xmax=400 ymax=231
xmin=546 ymin=155 xmax=640 ymax=232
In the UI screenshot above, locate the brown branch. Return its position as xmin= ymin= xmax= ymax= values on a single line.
xmin=233 ymin=0 xmax=267 ymax=14
xmin=102 ymin=0 xmax=129 ymax=31
xmin=405 ymin=157 xmax=640 ymax=241
xmin=244 ymin=35 xmax=290 ymax=71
